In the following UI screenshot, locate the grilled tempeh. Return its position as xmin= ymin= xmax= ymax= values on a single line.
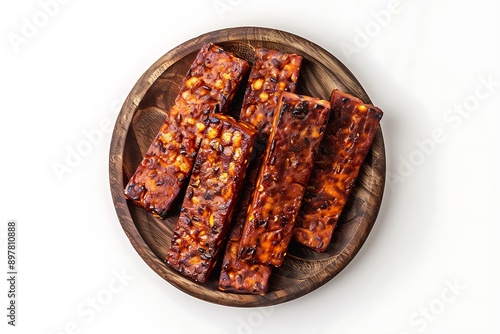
xmin=293 ymin=89 xmax=383 ymax=252
xmin=124 ymin=43 xmax=249 ymax=218
xmin=166 ymin=115 xmax=257 ymax=283
xmin=218 ymin=49 xmax=302 ymax=294
xmin=240 ymin=48 xmax=303 ymax=144
xmin=218 ymin=159 xmax=272 ymax=293
xmin=238 ymin=92 xmax=330 ymax=267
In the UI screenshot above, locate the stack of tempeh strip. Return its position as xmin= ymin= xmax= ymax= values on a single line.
xmin=219 ymin=49 xmax=303 ymax=294
xmin=124 ymin=43 xmax=249 ymax=218
xmin=238 ymin=92 xmax=331 ymax=267
xmin=124 ymin=43 xmax=383 ymax=292
xmin=293 ymin=90 xmax=383 ymax=252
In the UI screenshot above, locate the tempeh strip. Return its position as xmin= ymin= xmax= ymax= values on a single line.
xmin=240 ymin=48 xmax=303 ymax=144
xmin=218 ymin=160 xmax=272 ymax=293
xmin=294 ymin=89 xmax=383 ymax=252
xmin=124 ymin=43 xmax=249 ymax=218
xmin=238 ymin=92 xmax=330 ymax=267
xmin=166 ymin=115 xmax=256 ymax=283
xmin=218 ymin=49 xmax=302 ymax=294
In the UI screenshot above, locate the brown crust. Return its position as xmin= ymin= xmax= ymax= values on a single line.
xmin=124 ymin=44 xmax=249 ymax=218
xmin=166 ymin=115 xmax=256 ymax=283
xmin=238 ymin=92 xmax=330 ymax=267
xmin=218 ymin=49 xmax=302 ymax=294
xmin=293 ymin=90 xmax=383 ymax=252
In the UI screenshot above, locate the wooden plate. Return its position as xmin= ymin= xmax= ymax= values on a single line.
xmin=109 ymin=27 xmax=385 ymax=307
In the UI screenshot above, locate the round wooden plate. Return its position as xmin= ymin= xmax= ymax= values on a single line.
xmin=109 ymin=27 xmax=385 ymax=307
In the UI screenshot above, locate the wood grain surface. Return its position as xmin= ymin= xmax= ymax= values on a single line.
xmin=109 ymin=27 xmax=386 ymax=307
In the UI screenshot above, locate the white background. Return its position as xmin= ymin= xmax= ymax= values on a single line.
xmin=1 ymin=0 xmax=499 ymax=333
